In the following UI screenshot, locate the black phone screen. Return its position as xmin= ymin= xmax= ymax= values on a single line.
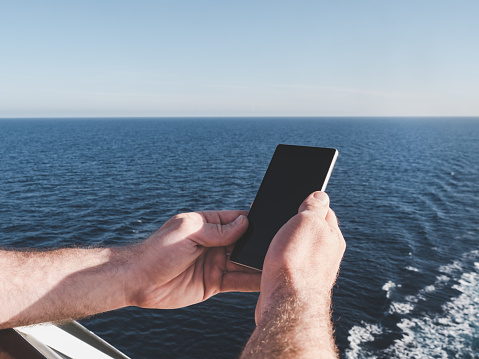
xmin=230 ymin=144 xmax=338 ymax=271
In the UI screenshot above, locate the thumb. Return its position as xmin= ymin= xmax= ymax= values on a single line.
xmin=194 ymin=215 xmax=249 ymax=248
xmin=298 ymin=191 xmax=330 ymax=219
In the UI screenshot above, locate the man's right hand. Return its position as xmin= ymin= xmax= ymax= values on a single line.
xmin=242 ymin=191 xmax=346 ymax=358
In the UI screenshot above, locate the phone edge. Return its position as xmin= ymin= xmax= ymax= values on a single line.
xmin=229 ymin=258 xmax=262 ymax=272
xmin=320 ymin=149 xmax=338 ymax=192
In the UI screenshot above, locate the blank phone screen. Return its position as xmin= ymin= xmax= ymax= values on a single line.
xmin=230 ymin=144 xmax=338 ymax=271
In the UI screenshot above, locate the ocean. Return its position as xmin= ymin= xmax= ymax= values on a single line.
xmin=0 ymin=117 xmax=478 ymax=358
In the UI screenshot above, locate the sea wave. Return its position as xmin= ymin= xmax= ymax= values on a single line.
xmin=345 ymin=250 xmax=479 ymax=358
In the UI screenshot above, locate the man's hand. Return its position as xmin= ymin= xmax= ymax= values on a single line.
xmin=125 ymin=210 xmax=261 ymax=309
xmin=242 ymin=192 xmax=346 ymax=358
xmin=256 ymin=191 xmax=345 ymax=324
xmin=0 ymin=210 xmax=261 ymax=329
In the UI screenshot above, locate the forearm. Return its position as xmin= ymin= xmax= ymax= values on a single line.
xmin=0 ymin=247 xmax=130 ymax=329
xmin=241 ymin=285 xmax=338 ymax=359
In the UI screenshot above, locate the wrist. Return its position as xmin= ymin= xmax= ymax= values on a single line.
xmin=110 ymin=245 xmax=141 ymax=308
xmin=258 ymin=281 xmax=332 ymax=326
xmin=249 ymin=282 xmax=337 ymax=359
xmin=258 ymin=268 xmax=333 ymax=322
xmin=76 ymin=246 xmax=134 ymax=313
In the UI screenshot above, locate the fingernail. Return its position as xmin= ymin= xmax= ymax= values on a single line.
xmin=313 ymin=191 xmax=329 ymax=204
xmin=232 ymin=215 xmax=245 ymax=226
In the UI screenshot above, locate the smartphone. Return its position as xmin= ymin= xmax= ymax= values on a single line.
xmin=230 ymin=144 xmax=338 ymax=271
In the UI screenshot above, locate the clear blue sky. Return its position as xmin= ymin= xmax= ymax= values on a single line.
xmin=1 ymin=0 xmax=478 ymax=117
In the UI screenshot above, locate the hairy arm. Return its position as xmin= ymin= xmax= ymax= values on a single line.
xmin=241 ymin=192 xmax=345 ymax=358
xmin=0 ymin=247 xmax=129 ymax=329
xmin=241 ymin=281 xmax=337 ymax=358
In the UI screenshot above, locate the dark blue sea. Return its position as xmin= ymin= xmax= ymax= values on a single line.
xmin=1 ymin=118 xmax=478 ymax=358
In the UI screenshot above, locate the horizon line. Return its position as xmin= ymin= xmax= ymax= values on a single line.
xmin=1 ymin=115 xmax=479 ymax=120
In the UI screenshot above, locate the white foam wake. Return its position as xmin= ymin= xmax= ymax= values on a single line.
xmin=388 ymin=270 xmax=479 ymax=358
xmin=345 ymin=251 xmax=479 ymax=358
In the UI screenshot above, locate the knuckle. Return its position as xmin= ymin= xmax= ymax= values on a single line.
xmin=171 ymin=212 xmax=190 ymax=221
xmin=166 ymin=213 xmax=192 ymax=230
xmin=298 ymin=212 xmax=328 ymax=235
xmin=297 ymin=210 xmax=320 ymax=224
